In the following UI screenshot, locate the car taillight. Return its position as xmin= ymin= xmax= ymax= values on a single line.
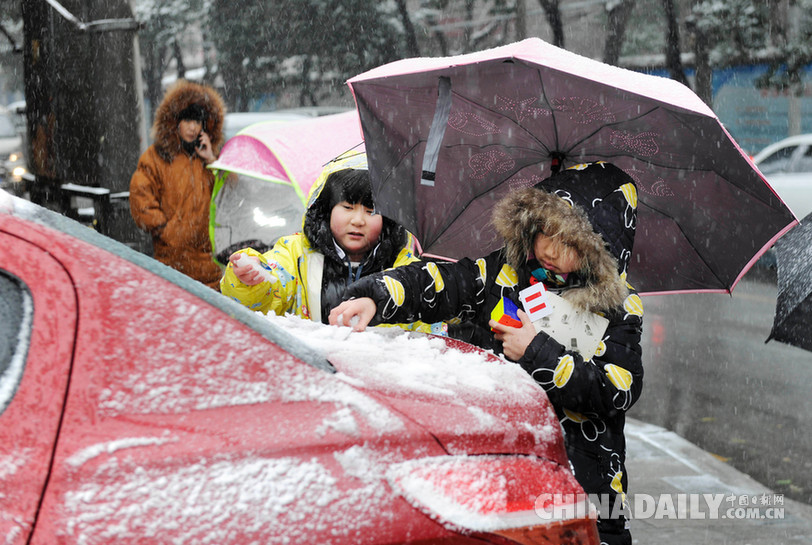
xmin=388 ymin=455 xmax=599 ymax=545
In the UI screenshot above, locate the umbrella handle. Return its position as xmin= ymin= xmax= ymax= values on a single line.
xmin=550 ymin=152 xmax=566 ymax=174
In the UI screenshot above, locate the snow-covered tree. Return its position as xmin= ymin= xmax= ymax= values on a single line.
xmin=412 ymin=0 xmax=544 ymax=56
xmin=208 ymin=0 xmax=407 ymax=111
xmin=754 ymin=0 xmax=812 ymax=97
xmin=135 ymin=0 xmax=212 ymax=118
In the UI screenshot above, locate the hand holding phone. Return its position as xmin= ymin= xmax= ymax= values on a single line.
xmin=195 ymin=131 xmax=215 ymax=163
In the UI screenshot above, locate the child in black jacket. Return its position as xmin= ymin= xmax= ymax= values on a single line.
xmin=329 ymin=162 xmax=643 ymax=544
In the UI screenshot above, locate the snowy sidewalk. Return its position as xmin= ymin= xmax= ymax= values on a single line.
xmin=625 ymin=418 xmax=812 ymax=544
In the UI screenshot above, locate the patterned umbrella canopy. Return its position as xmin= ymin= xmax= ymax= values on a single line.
xmin=347 ymin=38 xmax=797 ymax=294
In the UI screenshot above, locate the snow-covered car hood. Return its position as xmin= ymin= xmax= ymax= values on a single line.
xmin=272 ymin=315 xmax=567 ymax=464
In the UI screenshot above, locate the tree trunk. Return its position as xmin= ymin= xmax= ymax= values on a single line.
xmin=23 ymin=0 xmax=142 ymax=193
xmin=173 ymin=38 xmax=186 ymax=80
xmin=434 ymin=28 xmax=449 ymax=56
xmin=604 ymin=0 xmax=635 ymax=66
xmin=537 ymin=0 xmax=564 ymax=47
xmin=299 ymin=55 xmax=316 ymax=107
xmin=691 ymin=24 xmax=713 ymax=106
xmin=142 ymin=40 xmax=164 ymax=126
xmin=394 ymin=0 xmax=420 ymax=57
xmin=21 ymin=0 xmax=58 ymax=191
xmin=463 ymin=0 xmax=475 ymax=52
xmin=515 ymin=0 xmax=527 ymax=41
xmin=662 ymin=0 xmax=689 ymax=87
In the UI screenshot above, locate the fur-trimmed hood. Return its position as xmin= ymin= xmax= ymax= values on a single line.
xmin=151 ymin=80 xmax=226 ymax=163
xmin=492 ymin=162 xmax=638 ymax=313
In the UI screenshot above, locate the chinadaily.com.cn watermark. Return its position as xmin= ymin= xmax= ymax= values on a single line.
xmin=534 ymin=493 xmax=786 ymax=521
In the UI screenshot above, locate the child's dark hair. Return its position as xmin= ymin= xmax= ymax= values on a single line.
xmin=303 ymin=167 xmax=385 ymax=254
xmin=323 ymin=169 xmax=375 ymax=210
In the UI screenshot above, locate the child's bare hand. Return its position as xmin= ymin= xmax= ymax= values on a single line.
xmin=329 ymin=298 xmax=376 ymax=331
xmin=229 ymin=252 xmax=266 ymax=286
xmin=490 ymin=309 xmax=536 ymax=361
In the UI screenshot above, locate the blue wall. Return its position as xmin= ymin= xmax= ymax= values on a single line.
xmin=640 ymin=64 xmax=812 ymax=156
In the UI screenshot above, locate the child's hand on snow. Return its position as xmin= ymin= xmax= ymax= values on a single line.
xmin=229 ymin=252 xmax=277 ymax=286
xmin=328 ymin=298 xmax=377 ymax=332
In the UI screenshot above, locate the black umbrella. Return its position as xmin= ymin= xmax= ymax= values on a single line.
xmin=767 ymin=211 xmax=812 ymax=351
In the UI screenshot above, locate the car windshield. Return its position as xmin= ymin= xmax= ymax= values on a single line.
xmin=757 ymin=145 xmax=796 ymax=174
xmin=0 ymin=113 xmax=15 ymax=138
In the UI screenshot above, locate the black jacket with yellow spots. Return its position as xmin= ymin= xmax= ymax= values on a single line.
xmin=342 ymin=162 xmax=643 ymax=539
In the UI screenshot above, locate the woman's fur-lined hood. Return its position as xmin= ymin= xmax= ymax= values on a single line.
xmin=492 ymin=162 xmax=638 ymax=313
xmin=152 ymin=79 xmax=226 ymax=163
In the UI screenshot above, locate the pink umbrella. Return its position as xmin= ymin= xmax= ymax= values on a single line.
xmin=348 ymin=38 xmax=797 ymax=295
xmin=208 ymin=111 xmax=364 ymax=264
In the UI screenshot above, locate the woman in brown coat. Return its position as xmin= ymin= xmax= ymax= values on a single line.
xmin=130 ymin=80 xmax=226 ymax=289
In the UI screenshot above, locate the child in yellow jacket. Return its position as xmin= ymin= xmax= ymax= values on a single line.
xmin=221 ymin=152 xmax=442 ymax=334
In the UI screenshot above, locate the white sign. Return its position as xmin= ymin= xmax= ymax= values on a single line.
xmin=518 ymin=283 xmax=554 ymax=321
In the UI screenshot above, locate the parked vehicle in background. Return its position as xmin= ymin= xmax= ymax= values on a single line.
xmin=0 ymin=189 xmax=598 ymax=544
xmin=223 ymin=107 xmax=351 ymax=141
xmin=753 ymin=134 xmax=812 ymax=220
xmin=223 ymin=111 xmax=309 ymax=141
xmin=0 ymin=105 xmax=29 ymax=195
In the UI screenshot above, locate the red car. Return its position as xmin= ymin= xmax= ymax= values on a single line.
xmin=0 ymin=190 xmax=597 ymax=544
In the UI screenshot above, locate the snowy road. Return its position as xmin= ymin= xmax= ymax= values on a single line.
xmin=629 ymin=265 xmax=812 ymax=506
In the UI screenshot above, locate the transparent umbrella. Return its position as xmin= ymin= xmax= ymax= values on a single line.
xmin=208 ymin=111 xmax=363 ymax=264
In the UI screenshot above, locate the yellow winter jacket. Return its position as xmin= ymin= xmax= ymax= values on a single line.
xmin=220 ymin=152 xmax=444 ymax=334
xmin=220 ymin=233 xmax=421 ymax=322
